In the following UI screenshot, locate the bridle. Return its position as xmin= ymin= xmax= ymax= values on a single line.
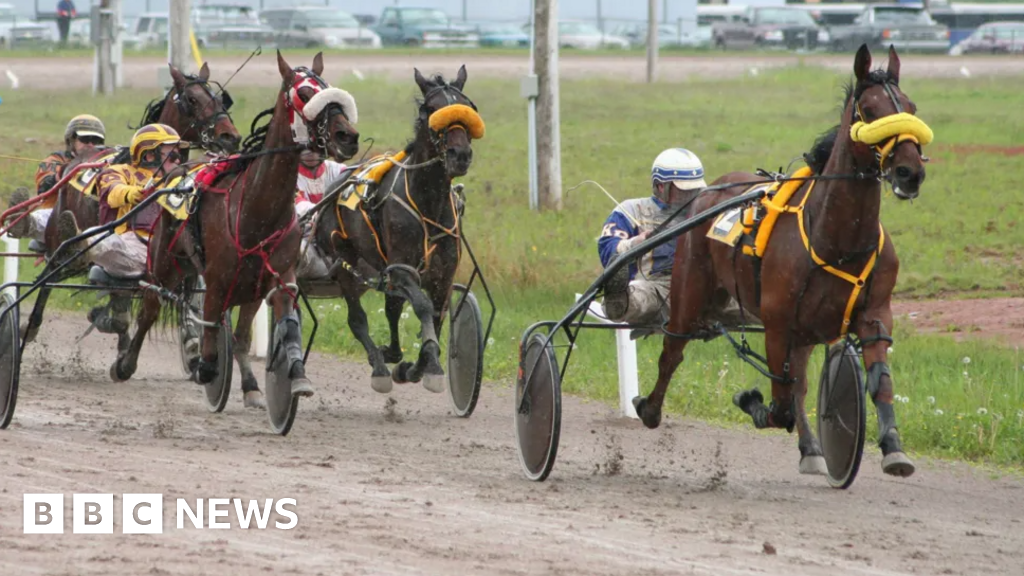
xmin=849 ymin=78 xmax=931 ymax=182
xmin=285 ymin=67 xmax=353 ymax=155
xmin=420 ymin=82 xmax=479 ymax=174
xmin=172 ymin=76 xmax=234 ymax=152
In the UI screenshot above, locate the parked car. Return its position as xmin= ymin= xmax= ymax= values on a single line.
xmin=827 ymin=4 xmax=950 ymax=53
xmin=126 ymin=12 xmax=169 ymax=50
xmin=372 ymin=7 xmax=478 ymax=48
xmin=949 ymin=21 xmax=1024 ymax=55
xmin=260 ymin=6 xmax=381 ymax=49
xmin=192 ymin=3 xmax=276 ymax=49
xmin=556 ymin=20 xmax=629 ymax=49
xmin=612 ymin=22 xmax=710 ymax=49
xmin=712 ymin=6 xmax=827 ymax=51
xmin=468 ymin=21 xmax=529 ymax=47
xmin=0 ymin=3 xmax=53 ymax=48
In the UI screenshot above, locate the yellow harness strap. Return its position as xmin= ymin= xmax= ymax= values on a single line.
xmin=794 ymin=182 xmax=886 ymax=339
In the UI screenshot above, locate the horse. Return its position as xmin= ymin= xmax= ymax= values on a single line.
xmin=18 ymin=62 xmax=242 ymax=345
xmin=111 ymin=51 xmax=360 ymax=410
xmin=42 ymin=62 xmax=241 ymax=259
xmin=633 ymin=45 xmax=929 ymax=479
xmin=311 ymin=65 xmax=482 ymax=394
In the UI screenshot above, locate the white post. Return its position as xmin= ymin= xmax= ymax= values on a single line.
xmin=253 ymin=301 xmax=268 ymax=358
xmin=3 ymin=235 xmax=18 ymax=298
xmin=525 ymin=0 xmax=539 ymax=210
xmin=535 ymin=0 xmax=562 ymax=211
xmin=576 ymin=294 xmax=639 ymax=419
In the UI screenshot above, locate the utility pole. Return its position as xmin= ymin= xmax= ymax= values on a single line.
xmin=462 ymin=0 xmax=467 ymax=21
xmin=534 ymin=0 xmax=562 ymax=211
xmin=169 ymin=0 xmax=194 ymax=75
xmin=663 ymin=0 xmax=668 ymax=24
xmin=647 ymin=0 xmax=658 ymax=83
xmin=92 ymin=0 xmax=116 ymax=95
xmin=596 ymin=0 xmax=602 ymax=34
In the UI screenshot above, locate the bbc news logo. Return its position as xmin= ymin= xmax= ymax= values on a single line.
xmin=23 ymin=494 xmax=298 ymax=534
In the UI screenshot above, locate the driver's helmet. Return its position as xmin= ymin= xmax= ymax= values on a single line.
xmin=651 ymin=148 xmax=707 ymax=203
xmin=64 ymin=114 xmax=106 ymax=149
xmin=130 ymin=124 xmax=183 ymax=168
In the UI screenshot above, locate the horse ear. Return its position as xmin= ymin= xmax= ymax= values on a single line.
xmin=277 ymin=50 xmax=295 ymax=85
xmin=886 ymin=45 xmax=900 ymax=84
xmin=169 ymin=64 xmax=186 ymax=90
xmin=414 ymin=68 xmax=432 ymax=95
xmin=853 ymin=44 xmax=871 ymax=83
xmin=452 ymin=64 xmax=468 ymax=90
xmin=199 ymin=62 xmax=210 ymax=82
xmin=312 ymin=52 xmax=324 ymax=77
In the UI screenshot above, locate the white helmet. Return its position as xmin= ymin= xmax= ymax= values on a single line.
xmin=651 ymin=148 xmax=706 ymax=191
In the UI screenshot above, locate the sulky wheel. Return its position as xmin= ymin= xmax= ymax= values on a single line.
xmin=514 ymin=332 xmax=562 ymax=482
xmin=817 ymin=340 xmax=867 ymax=489
xmin=446 ymin=284 xmax=484 ymax=418
xmin=0 ymin=292 xmax=21 ymax=429
xmin=178 ymin=276 xmax=205 ymax=378
xmin=265 ymin=308 xmax=300 ymax=436
xmin=202 ymin=313 xmax=233 ymax=413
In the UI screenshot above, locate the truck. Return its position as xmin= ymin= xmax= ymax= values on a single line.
xmin=825 ymin=4 xmax=950 ymax=53
xmin=371 ymin=6 xmax=478 ymax=48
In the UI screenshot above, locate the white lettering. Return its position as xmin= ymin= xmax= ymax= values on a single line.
xmin=176 ymin=498 xmax=203 ymax=529
xmin=208 ymin=498 xmax=231 ymax=529
xmin=233 ymin=499 xmax=273 ymax=529
xmin=274 ymin=498 xmax=298 ymax=530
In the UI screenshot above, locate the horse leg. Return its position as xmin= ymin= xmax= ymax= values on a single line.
xmin=790 ymin=346 xmax=826 ymax=475
xmin=856 ymin=313 xmax=914 ymax=477
xmin=194 ymin=284 xmax=227 ymax=385
xmin=20 ymin=285 xmax=51 ymax=344
xmin=269 ymin=271 xmax=314 ymax=398
xmin=387 ymin=270 xmax=444 ymax=393
xmin=343 ymin=288 xmax=392 ymax=393
xmin=732 ymin=327 xmax=797 ymax=433
xmin=112 ymin=287 xmax=162 ymax=381
xmin=233 ymin=301 xmax=266 ymax=409
xmin=378 ymin=293 xmax=405 ymax=364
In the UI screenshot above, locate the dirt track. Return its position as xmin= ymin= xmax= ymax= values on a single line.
xmin=1 ymin=311 xmax=1022 ymax=575
xmin=4 ymin=53 xmax=1024 ymax=91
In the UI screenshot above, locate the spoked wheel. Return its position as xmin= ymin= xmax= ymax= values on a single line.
xmin=514 ymin=332 xmax=562 ymax=482
xmin=202 ymin=314 xmax=233 ymax=413
xmin=0 ymin=292 xmax=21 ymax=430
xmin=265 ymin=309 xmax=300 ymax=436
xmin=178 ymin=277 xmax=205 ymax=378
xmin=817 ymin=341 xmax=866 ymax=489
xmin=446 ymin=284 xmax=483 ymax=418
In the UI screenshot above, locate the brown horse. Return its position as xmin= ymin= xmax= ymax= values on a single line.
xmin=634 ymin=45 xmax=926 ymax=478
xmin=112 ymin=52 xmax=360 ymax=409
xmin=311 ymin=66 xmax=480 ymax=393
xmin=18 ymin=63 xmax=242 ymax=345
xmin=42 ymin=62 xmax=241 ymax=258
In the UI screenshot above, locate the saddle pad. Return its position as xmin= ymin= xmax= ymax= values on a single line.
xmin=69 ymin=149 xmax=120 ymax=196
xmin=337 ymin=150 xmax=407 ymax=211
xmin=707 ymin=207 xmax=745 ymax=247
xmin=157 ymin=165 xmax=204 ymax=220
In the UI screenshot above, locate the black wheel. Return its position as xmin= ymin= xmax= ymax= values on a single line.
xmin=0 ymin=292 xmax=21 ymax=430
xmin=514 ymin=332 xmax=561 ymax=482
xmin=178 ymin=276 xmax=204 ymax=378
xmin=446 ymin=284 xmax=483 ymax=418
xmin=817 ymin=341 xmax=866 ymax=489
xmin=203 ymin=314 xmax=233 ymax=413
xmin=265 ymin=309 xmax=300 ymax=436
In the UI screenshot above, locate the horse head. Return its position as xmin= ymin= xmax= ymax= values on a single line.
xmin=168 ymin=62 xmax=241 ymax=154
xmin=414 ymin=65 xmax=484 ymax=179
xmin=276 ymin=51 xmax=360 ymax=162
xmin=847 ymin=45 xmax=932 ymax=200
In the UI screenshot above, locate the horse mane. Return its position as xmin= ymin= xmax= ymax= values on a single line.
xmin=803 ymin=69 xmax=895 ymax=174
xmin=411 ymin=73 xmax=451 ymax=143
xmin=240 ymin=107 xmax=275 ymax=155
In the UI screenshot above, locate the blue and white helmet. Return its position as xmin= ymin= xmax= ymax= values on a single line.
xmin=651 ymin=148 xmax=706 ymax=191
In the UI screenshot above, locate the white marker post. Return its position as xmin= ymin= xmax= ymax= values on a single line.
xmin=253 ymin=301 xmax=268 ymax=358
xmin=575 ymin=294 xmax=639 ymax=419
xmin=3 ymin=234 xmax=18 ymax=298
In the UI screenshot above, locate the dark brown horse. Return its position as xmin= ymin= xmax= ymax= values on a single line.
xmin=42 ymin=62 xmax=241 ymax=258
xmin=312 ymin=66 xmax=480 ymax=394
xmin=112 ymin=52 xmax=360 ymax=409
xmin=634 ymin=45 xmax=927 ymax=478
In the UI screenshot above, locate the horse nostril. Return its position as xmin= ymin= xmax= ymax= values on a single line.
xmin=895 ymin=166 xmax=912 ymax=179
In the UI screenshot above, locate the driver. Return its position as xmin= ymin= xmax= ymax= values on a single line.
xmin=295 ymin=148 xmax=348 ymax=279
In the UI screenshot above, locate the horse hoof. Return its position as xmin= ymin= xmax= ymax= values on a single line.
xmin=392 ymin=362 xmax=413 ymax=385
xmin=799 ymin=455 xmax=828 ymax=476
xmin=882 ymin=452 xmax=916 ymax=478
xmin=109 ymin=361 xmax=129 ymax=383
xmin=291 ymin=378 xmax=315 ymax=398
xmin=732 ymin=388 xmax=764 ymax=412
xmin=380 ymin=346 xmax=403 ymax=364
xmin=371 ymin=375 xmax=393 ymax=394
xmin=19 ymin=321 xmax=37 ymax=344
xmin=243 ymin=390 xmax=266 ymax=410
xmin=421 ymin=373 xmax=445 ymax=394
xmin=632 ymin=396 xmax=661 ymax=430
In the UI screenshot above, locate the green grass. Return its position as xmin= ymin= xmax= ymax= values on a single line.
xmin=2 ymin=62 xmax=1023 ymax=470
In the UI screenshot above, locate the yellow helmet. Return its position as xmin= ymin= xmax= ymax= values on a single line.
xmin=130 ymin=124 xmax=184 ymax=167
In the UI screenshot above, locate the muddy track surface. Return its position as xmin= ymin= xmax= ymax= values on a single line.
xmin=4 ymin=54 xmax=1024 ymax=91
xmin=1 ymin=311 xmax=1022 ymax=575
